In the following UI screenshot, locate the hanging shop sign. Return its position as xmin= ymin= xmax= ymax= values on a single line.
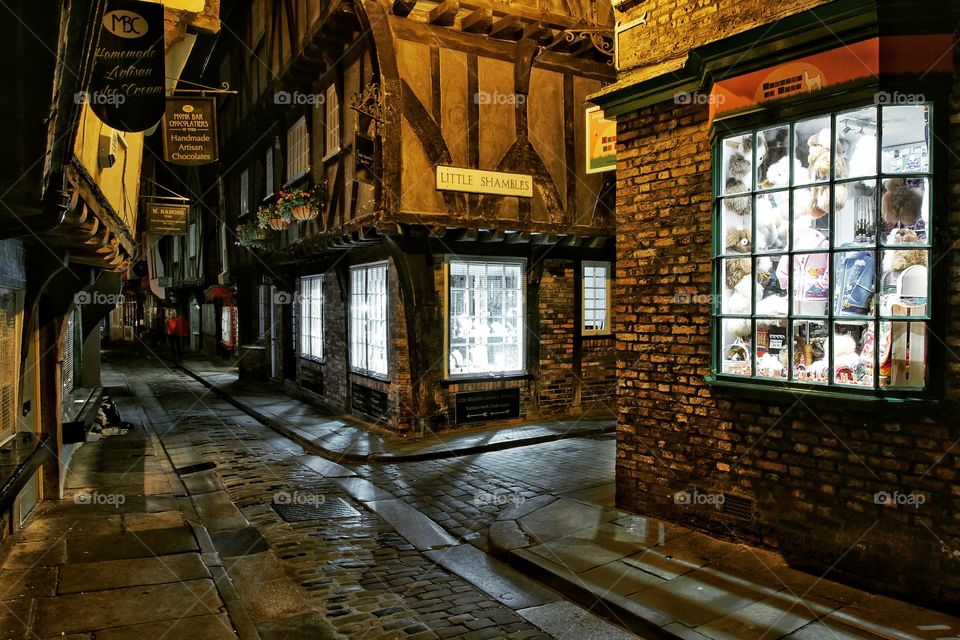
xmin=351 ymin=384 xmax=389 ymax=422
xmin=455 ymin=388 xmax=521 ymax=425
xmin=586 ymin=106 xmax=616 ymax=174
xmin=88 ymin=0 xmax=165 ymax=132
xmin=146 ymin=203 xmax=189 ymax=235
xmin=709 ymin=35 xmax=955 ymax=123
xmin=162 ymin=97 xmax=219 ymax=165
xmin=436 ymin=166 xmax=533 ymax=197
xmin=355 ymin=134 xmax=375 ymax=183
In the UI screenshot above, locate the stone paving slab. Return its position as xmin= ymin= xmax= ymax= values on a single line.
xmin=57 ymin=553 xmax=209 ymax=594
xmin=65 ymin=526 xmax=199 ymax=563
xmin=517 ymin=601 xmax=638 ymax=640
xmin=694 ymin=591 xmax=834 ymax=640
xmin=191 ymin=490 xmax=250 ymax=532
xmin=517 ymin=498 xmax=619 ymax=544
xmin=366 ymin=498 xmax=459 ymax=551
xmin=424 ymin=543 xmax=559 ymax=610
xmin=94 ymin=613 xmax=237 ymax=640
xmin=0 ymin=566 xmax=57 ymax=600
xmin=35 ymin=579 xmax=224 ymax=636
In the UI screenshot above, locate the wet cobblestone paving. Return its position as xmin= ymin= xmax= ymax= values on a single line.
xmin=124 ymin=358 xmax=558 ymax=640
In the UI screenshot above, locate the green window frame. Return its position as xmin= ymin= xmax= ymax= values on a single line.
xmin=711 ymin=101 xmax=936 ymax=396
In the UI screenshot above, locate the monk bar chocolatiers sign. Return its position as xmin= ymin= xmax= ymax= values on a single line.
xmin=146 ymin=203 xmax=189 ymax=236
xmin=88 ymin=0 xmax=165 ymax=132
xmin=163 ymin=97 xmax=219 ymax=165
xmin=436 ymin=166 xmax=533 ymax=197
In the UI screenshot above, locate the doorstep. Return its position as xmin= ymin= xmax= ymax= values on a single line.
xmin=489 ymin=497 xmax=960 ymax=640
xmin=174 ymin=355 xmax=615 ymax=464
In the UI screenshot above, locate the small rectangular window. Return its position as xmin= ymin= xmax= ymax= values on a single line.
xmin=583 ymin=261 xmax=611 ymax=335
xmin=239 ymin=169 xmax=249 ymax=216
xmin=287 ymin=116 xmax=310 ymax=182
xmin=350 ymin=263 xmax=388 ymax=377
xmin=298 ymin=275 xmax=324 ymax=360
xmin=448 ymin=258 xmax=525 ymax=377
xmin=325 ymin=84 xmax=340 ymax=158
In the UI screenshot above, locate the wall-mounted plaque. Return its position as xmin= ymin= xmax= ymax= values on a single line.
xmin=455 ymin=388 xmax=521 ymax=424
xmin=436 ymin=166 xmax=533 ymax=197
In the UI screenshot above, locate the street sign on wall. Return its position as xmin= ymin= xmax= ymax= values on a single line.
xmin=162 ymin=97 xmax=219 ymax=165
xmin=88 ymin=0 xmax=165 ymax=132
xmin=146 ymin=203 xmax=189 ymax=235
xmin=455 ymin=388 xmax=521 ymax=424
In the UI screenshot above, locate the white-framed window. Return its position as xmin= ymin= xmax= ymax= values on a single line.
xmin=265 ymin=147 xmax=274 ymax=196
xmin=350 ymin=262 xmax=388 ymax=377
xmin=325 ymin=84 xmax=340 ymax=158
xmin=583 ymin=261 xmax=611 ymax=335
xmin=240 ymin=169 xmax=250 ymax=216
xmin=287 ymin=115 xmax=310 ymax=182
xmin=447 ymin=258 xmax=525 ymax=377
xmin=298 ymin=275 xmax=324 ymax=360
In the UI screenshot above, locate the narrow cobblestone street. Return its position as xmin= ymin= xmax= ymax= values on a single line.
xmin=0 ymin=350 xmax=625 ymax=639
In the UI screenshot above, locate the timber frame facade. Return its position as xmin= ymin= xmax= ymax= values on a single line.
xmin=213 ymin=0 xmax=618 ymax=432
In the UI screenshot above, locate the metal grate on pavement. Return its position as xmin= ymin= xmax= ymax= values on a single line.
xmin=272 ymin=496 xmax=361 ymax=522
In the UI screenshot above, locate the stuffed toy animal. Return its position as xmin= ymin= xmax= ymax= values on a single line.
xmin=755 ymin=193 xmax=788 ymax=251
xmin=882 ymin=178 xmax=923 ymax=226
xmin=724 ymin=149 xmax=752 ymax=216
xmin=883 ymin=227 xmax=927 ymax=273
xmin=723 ymin=227 xmax=753 ymax=338
xmin=724 ymin=228 xmax=752 ymax=289
xmin=757 ymin=128 xmax=788 ymax=186
xmin=805 ymin=129 xmax=848 ymax=218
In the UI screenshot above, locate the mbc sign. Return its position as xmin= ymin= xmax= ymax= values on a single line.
xmin=87 ymin=0 xmax=165 ymax=132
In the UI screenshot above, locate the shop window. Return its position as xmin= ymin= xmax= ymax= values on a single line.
xmin=447 ymin=258 xmax=525 ymax=377
xmin=350 ymin=262 xmax=388 ymax=377
xmin=325 ymin=84 xmax=340 ymax=158
xmin=298 ymin=275 xmax=324 ymax=360
xmin=583 ymin=261 xmax=611 ymax=335
xmin=239 ymin=169 xmax=249 ymax=216
xmin=286 ymin=116 xmax=310 ymax=182
xmin=714 ymin=103 xmax=932 ymax=392
xmin=0 ymin=289 xmax=22 ymax=444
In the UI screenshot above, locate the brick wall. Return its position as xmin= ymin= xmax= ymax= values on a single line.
xmin=537 ymin=260 xmax=576 ymax=413
xmin=614 ymin=91 xmax=960 ymax=606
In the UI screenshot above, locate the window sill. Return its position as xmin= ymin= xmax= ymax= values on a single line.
xmin=322 ymin=148 xmax=341 ymax=164
xmin=350 ymin=369 xmax=390 ymax=384
xmin=704 ymin=373 xmax=941 ymax=411
xmin=442 ymin=372 xmax=532 ymax=387
xmin=299 ymin=354 xmax=326 ymax=365
xmin=582 ymin=331 xmax=613 ymax=339
xmin=284 ymin=170 xmax=311 ymax=187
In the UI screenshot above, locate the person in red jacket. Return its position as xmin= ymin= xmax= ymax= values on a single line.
xmin=165 ymin=309 xmax=187 ymax=359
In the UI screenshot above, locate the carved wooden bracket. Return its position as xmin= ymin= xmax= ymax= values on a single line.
xmin=350 ymin=82 xmax=387 ymax=133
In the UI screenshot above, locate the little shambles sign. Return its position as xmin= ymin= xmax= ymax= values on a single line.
xmin=455 ymin=389 xmax=521 ymax=424
xmin=162 ymin=98 xmax=219 ymax=165
xmin=146 ymin=203 xmax=189 ymax=235
xmin=436 ymin=166 xmax=533 ymax=197
xmin=88 ymin=0 xmax=165 ymax=132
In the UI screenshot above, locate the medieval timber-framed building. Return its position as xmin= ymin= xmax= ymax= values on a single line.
xmin=209 ymin=0 xmax=618 ymax=432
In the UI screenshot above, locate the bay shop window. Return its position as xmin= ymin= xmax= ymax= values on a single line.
xmin=714 ymin=103 xmax=934 ymax=393
xmin=447 ymin=258 xmax=525 ymax=377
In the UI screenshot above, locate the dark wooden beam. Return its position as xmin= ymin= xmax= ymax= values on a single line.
xmin=460 ymin=7 xmax=491 ymax=33
xmin=428 ymin=0 xmax=459 ymax=26
xmin=523 ymin=21 xmax=553 ymax=44
xmin=490 ymin=15 xmax=523 ymax=40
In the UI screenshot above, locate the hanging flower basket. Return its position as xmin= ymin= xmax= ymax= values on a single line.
xmin=256 ymin=203 xmax=293 ymax=231
xmin=236 ymin=222 xmax=267 ymax=249
xmin=276 ymin=183 xmax=326 ymax=222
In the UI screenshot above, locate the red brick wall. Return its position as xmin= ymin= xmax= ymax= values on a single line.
xmin=614 ymin=90 xmax=960 ymax=606
xmin=537 ymin=261 xmax=576 ymax=413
